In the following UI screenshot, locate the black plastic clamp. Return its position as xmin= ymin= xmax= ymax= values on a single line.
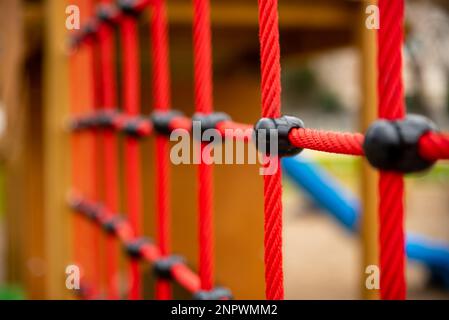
xmin=84 ymin=203 xmax=103 ymax=222
xmin=96 ymin=3 xmax=119 ymax=24
xmin=192 ymin=112 xmax=231 ymax=141
xmin=153 ymin=255 xmax=184 ymax=280
xmin=117 ymin=0 xmax=141 ymax=16
xmin=363 ymin=114 xmax=437 ymax=173
xmin=193 ymin=287 xmax=233 ymax=300
xmin=102 ymin=215 xmax=125 ymax=236
xmin=122 ymin=117 xmax=151 ymax=139
xmin=151 ymin=110 xmax=184 ymax=136
xmin=125 ymin=237 xmax=153 ymax=259
xmin=81 ymin=19 xmax=100 ymax=43
xmin=70 ymin=116 xmax=96 ymax=131
xmin=253 ymin=115 xmax=305 ymax=157
xmin=95 ymin=110 xmax=119 ymax=130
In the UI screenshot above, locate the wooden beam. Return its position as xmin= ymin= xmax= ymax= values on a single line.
xmin=167 ymin=1 xmax=357 ymax=29
xmin=43 ymin=0 xmax=71 ymax=299
xmin=357 ymin=0 xmax=379 ymax=300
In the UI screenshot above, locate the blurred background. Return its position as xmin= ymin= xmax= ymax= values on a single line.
xmin=0 ymin=0 xmax=448 ymax=299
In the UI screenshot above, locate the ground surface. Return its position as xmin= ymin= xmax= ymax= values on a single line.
xmin=283 ymin=157 xmax=449 ymax=299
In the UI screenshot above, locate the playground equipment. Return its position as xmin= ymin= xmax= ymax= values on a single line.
xmin=68 ymin=0 xmax=449 ymax=300
xmin=282 ymin=156 xmax=449 ymax=288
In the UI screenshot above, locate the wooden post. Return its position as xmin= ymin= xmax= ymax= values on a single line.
xmin=358 ymin=0 xmax=379 ymax=300
xmin=43 ymin=0 xmax=71 ymax=299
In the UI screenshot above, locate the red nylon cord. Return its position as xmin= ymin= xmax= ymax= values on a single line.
xmin=257 ymin=0 xmax=284 ymax=300
xmin=193 ymin=0 xmax=215 ymax=291
xmin=72 ymin=194 xmax=204 ymax=296
xmin=377 ymin=0 xmax=406 ymax=300
xmin=98 ymin=0 xmax=120 ymax=300
xmin=120 ymin=14 xmax=143 ymax=300
xmin=171 ymin=264 xmax=202 ymax=293
xmin=151 ymin=0 xmax=173 ymax=300
xmin=289 ymin=128 xmax=364 ymax=156
xmin=419 ymin=132 xmax=449 ymax=161
xmin=69 ymin=49 xmax=85 ymax=291
xmin=84 ymin=0 xmax=102 ymax=297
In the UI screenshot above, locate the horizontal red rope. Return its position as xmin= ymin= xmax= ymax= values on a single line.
xmin=419 ymin=132 xmax=449 ymax=161
xmin=69 ymin=193 xmax=204 ymax=295
xmin=71 ymin=112 xmax=449 ymax=161
xmin=289 ymin=128 xmax=365 ymax=156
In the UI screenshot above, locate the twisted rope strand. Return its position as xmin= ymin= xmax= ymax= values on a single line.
xmin=258 ymin=0 xmax=284 ymax=300
xmin=151 ymin=0 xmax=173 ymax=300
xmin=377 ymin=0 xmax=406 ymax=300
xmin=193 ymin=0 xmax=215 ymax=291
xmin=121 ymin=14 xmax=143 ymax=300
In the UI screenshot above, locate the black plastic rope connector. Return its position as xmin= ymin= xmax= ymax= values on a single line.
xmin=117 ymin=0 xmax=140 ymax=16
xmin=192 ymin=112 xmax=231 ymax=133
xmin=71 ymin=199 xmax=100 ymax=221
xmin=96 ymin=3 xmax=119 ymax=24
xmin=192 ymin=112 xmax=231 ymax=142
xmin=70 ymin=117 xmax=96 ymax=131
xmin=193 ymin=287 xmax=233 ymax=300
xmin=363 ymin=114 xmax=437 ymax=173
xmin=122 ymin=117 xmax=150 ymax=139
xmin=153 ymin=255 xmax=184 ymax=280
xmin=95 ymin=110 xmax=119 ymax=129
xmin=81 ymin=19 xmax=100 ymax=43
xmin=151 ymin=110 xmax=184 ymax=136
xmin=84 ymin=203 xmax=103 ymax=222
xmin=102 ymin=216 xmax=124 ymax=236
xmin=254 ymin=115 xmax=305 ymax=157
xmin=125 ymin=237 xmax=153 ymax=259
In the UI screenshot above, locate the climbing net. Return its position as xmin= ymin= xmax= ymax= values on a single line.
xmin=68 ymin=0 xmax=449 ymax=300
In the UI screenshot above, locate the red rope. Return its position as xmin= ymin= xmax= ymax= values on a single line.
xmin=151 ymin=0 xmax=172 ymax=300
xmin=419 ymin=132 xmax=449 ymax=161
xmin=289 ymin=128 xmax=364 ymax=156
xmin=193 ymin=0 xmax=215 ymax=291
xmin=377 ymin=0 xmax=406 ymax=300
xmin=258 ymin=0 xmax=284 ymax=300
xmin=98 ymin=0 xmax=120 ymax=300
xmin=71 ymin=194 xmax=204 ymax=296
xmin=69 ymin=47 xmax=86 ymax=296
xmin=121 ymin=14 xmax=143 ymax=300
xmin=85 ymin=0 xmax=103 ymax=297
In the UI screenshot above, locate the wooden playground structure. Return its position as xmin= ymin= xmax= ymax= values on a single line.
xmin=1 ymin=0 xmax=448 ymax=300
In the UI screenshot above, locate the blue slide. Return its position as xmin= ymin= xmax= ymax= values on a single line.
xmin=282 ymin=156 xmax=449 ymax=288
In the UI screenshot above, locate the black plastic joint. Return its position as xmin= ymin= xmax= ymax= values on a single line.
xmin=96 ymin=3 xmax=118 ymax=24
xmin=125 ymin=237 xmax=153 ymax=259
xmin=117 ymin=0 xmax=140 ymax=15
xmin=70 ymin=117 xmax=96 ymax=131
xmin=95 ymin=110 xmax=119 ymax=129
xmin=193 ymin=287 xmax=233 ymax=300
xmin=122 ymin=117 xmax=150 ymax=139
xmin=82 ymin=19 xmax=100 ymax=43
xmin=254 ymin=115 xmax=305 ymax=157
xmin=85 ymin=203 xmax=103 ymax=222
xmin=363 ymin=114 xmax=437 ymax=173
xmin=153 ymin=255 xmax=184 ymax=280
xmin=151 ymin=110 xmax=184 ymax=136
xmin=192 ymin=112 xmax=231 ymax=136
xmin=103 ymin=216 xmax=124 ymax=235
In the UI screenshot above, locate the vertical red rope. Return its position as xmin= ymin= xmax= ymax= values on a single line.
xmin=99 ymin=0 xmax=120 ymax=300
xmin=377 ymin=0 xmax=406 ymax=300
xmin=121 ymin=14 xmax=143 ymax=300
xmin=84 ymin=0 xmax=102 ymax=297
xmin=257 ymin=0 xmax=284 ymax=300
xmin=193 ymin=0 xmax=214 ymax=291
xmin=69 ymin=48 xmax=85 ymax=292
xmin=151 ymin=0 xmax=172 ymax=300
